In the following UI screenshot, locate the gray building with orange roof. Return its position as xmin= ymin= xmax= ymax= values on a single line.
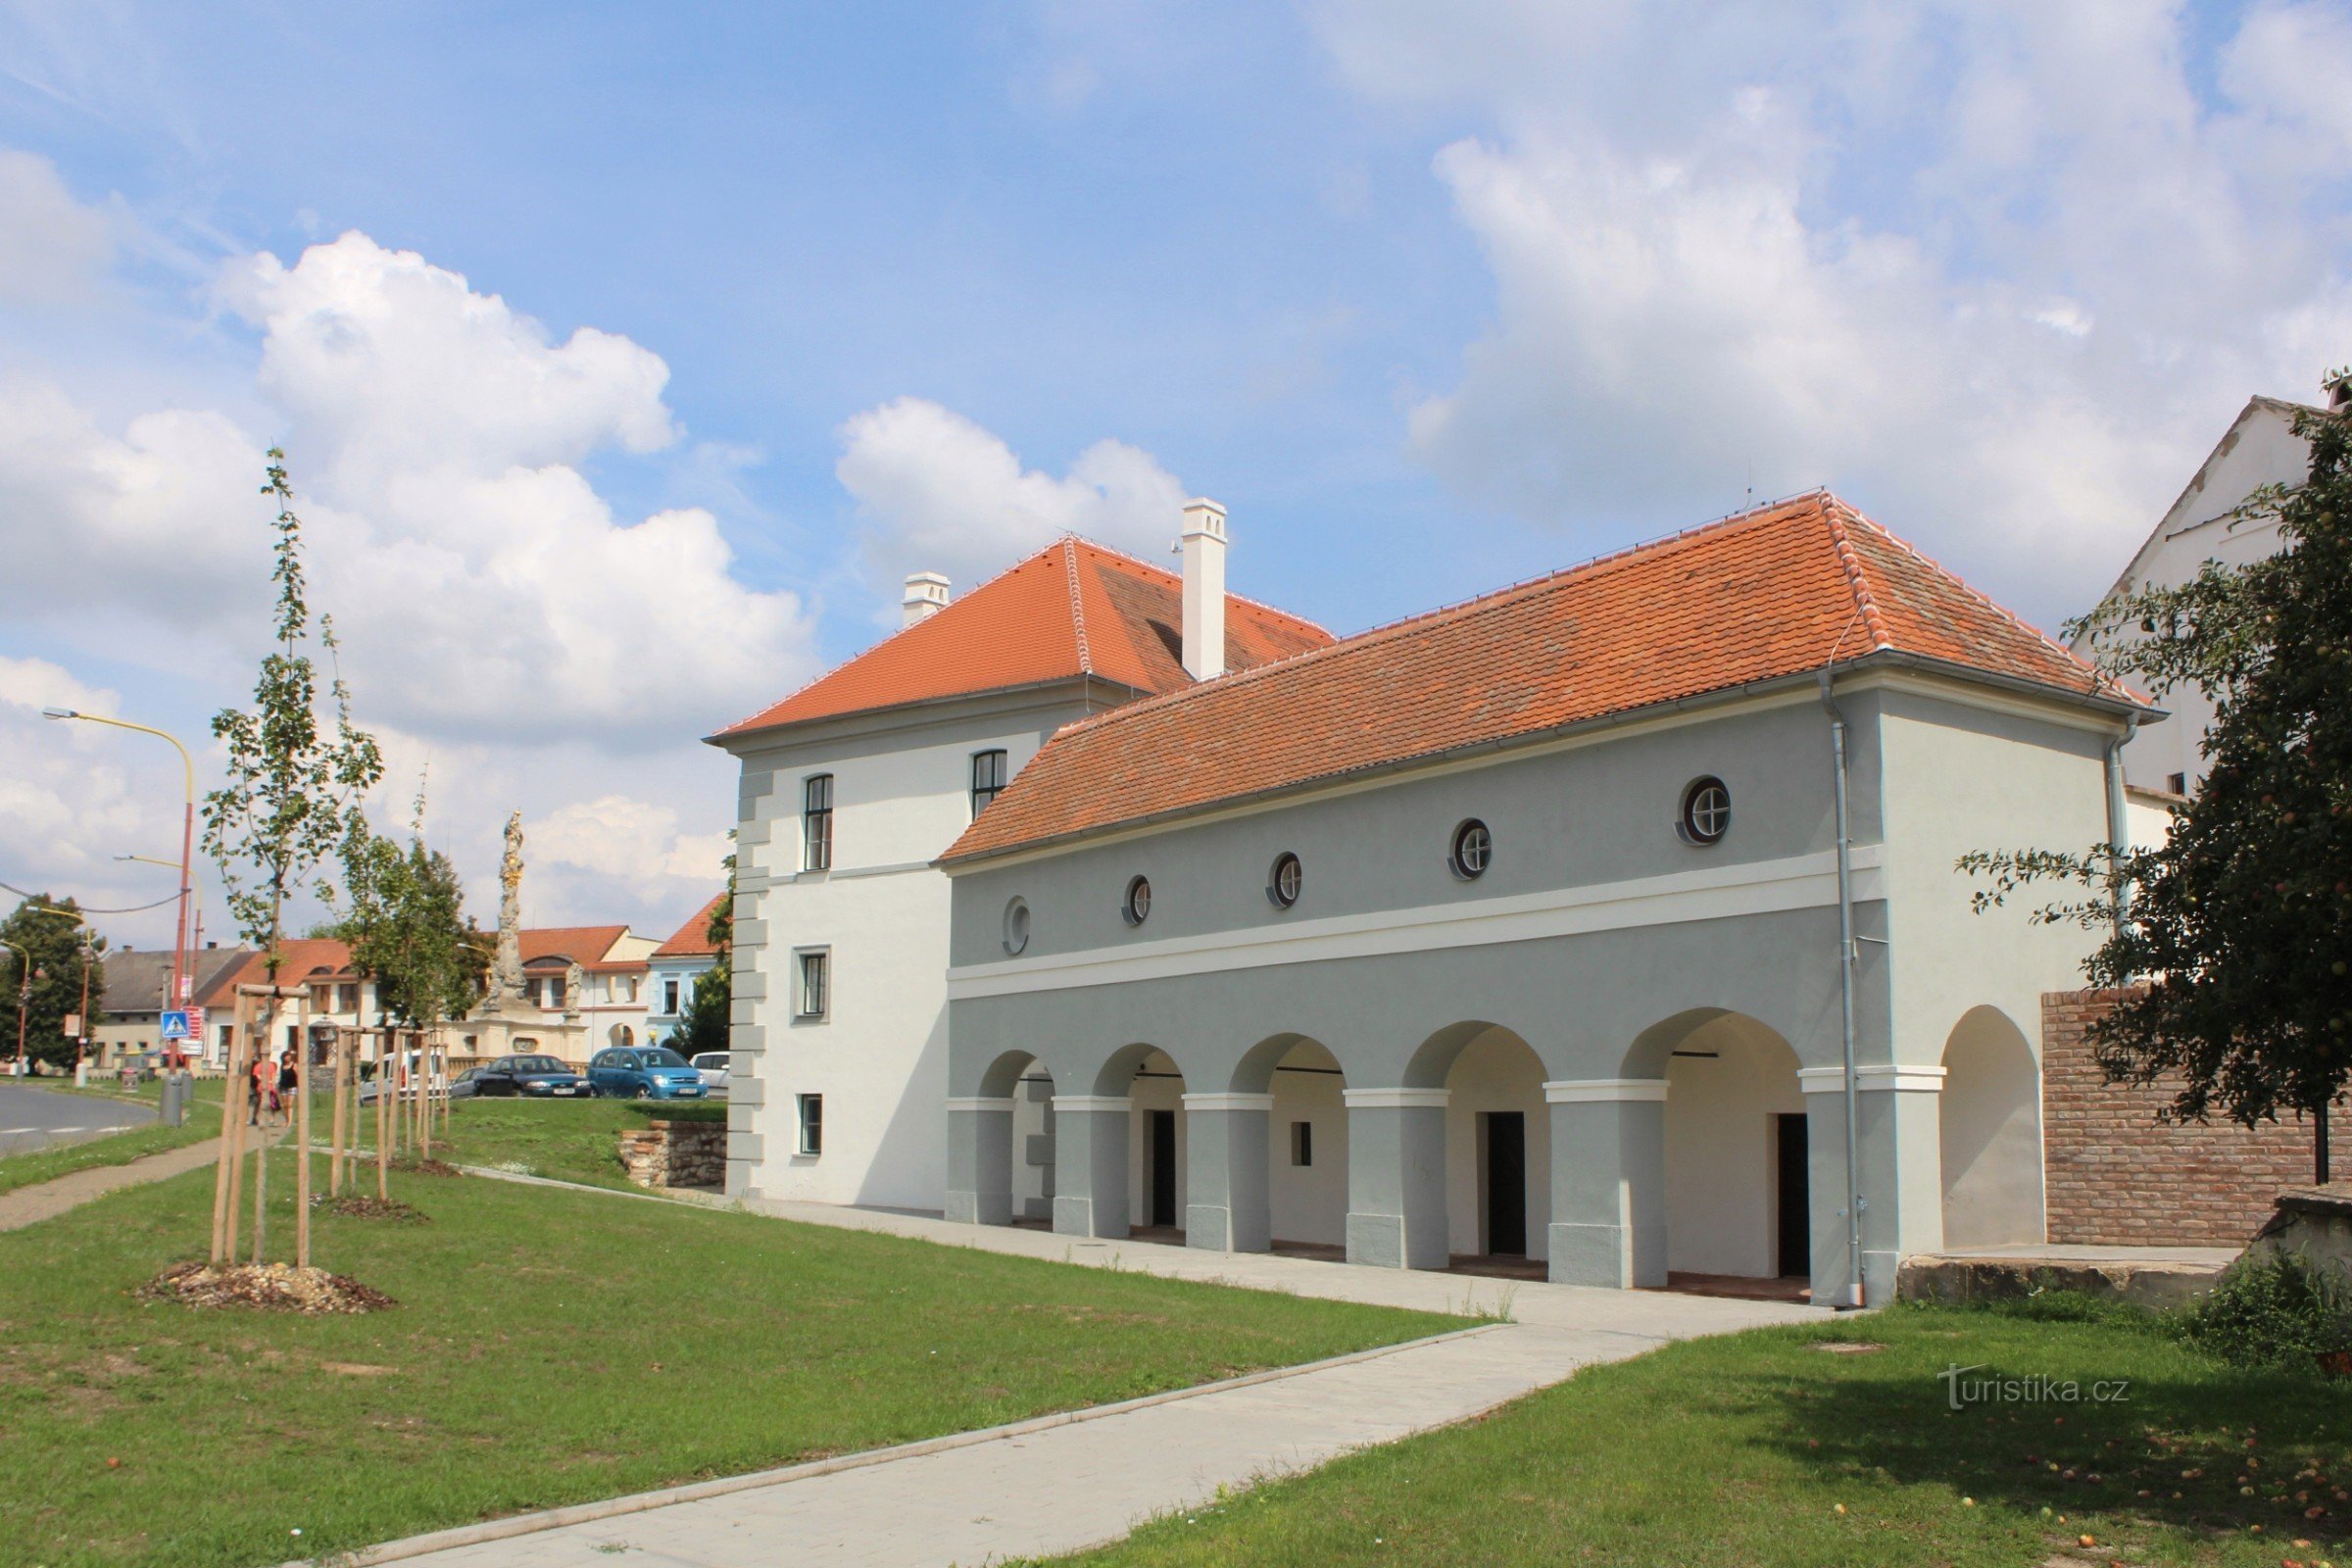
xmin=933 ymin=493 xmax=2156 ymax=1307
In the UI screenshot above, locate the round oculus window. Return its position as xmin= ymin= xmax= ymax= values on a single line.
xmin=1002 ymin=897 xmax=1031 ymax=956
xmin=1449 ymin=818 xmax=1493 ymax=879
xmin=1268 ymin=852 xmax=1303 ymax=909
xmin=1122 ymin=875 xmax=1152 ymax=926
xmin=1680 ymin=777 xmax=1732 ymax=845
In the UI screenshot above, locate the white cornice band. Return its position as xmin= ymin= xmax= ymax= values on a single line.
xmin=947 ymin=1097 xmax=1016 ymax=1113
xmin=1050 ymin=1095 xmax=1134 ymax=1112
xmin=1343 ymin=1088 xmax=1451 ymax=1109
xmin=1797 ymin=1064 xmax=1948 ymax=1095
xmin=1181 ymin=1093 xmax=1278 ymax=1112
xmin=1544 ymin=1078 xmax=1670 ymax=1103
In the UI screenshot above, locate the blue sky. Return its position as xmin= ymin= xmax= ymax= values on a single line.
xmin=1 ymin=1 xmax=2345 ymax=945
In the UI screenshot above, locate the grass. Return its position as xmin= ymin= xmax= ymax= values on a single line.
xmin=0 ymin=1147 xmax=1453 ymax=1568
xmin=1037 ymin=1295 xmax=2351 ymax=1567
xmin=427 ymin=1096 xmax=698 ymax=1190
xmin=0 ymin=1087 xmax=220 ymax=1200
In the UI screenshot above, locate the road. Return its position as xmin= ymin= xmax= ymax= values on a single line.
xmin=0 ymin=1080 xmax=155 ymax=1157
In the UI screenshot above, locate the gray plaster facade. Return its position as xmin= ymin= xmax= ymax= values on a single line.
xmin=944 ymin=664 xmax=2132 ymax=1303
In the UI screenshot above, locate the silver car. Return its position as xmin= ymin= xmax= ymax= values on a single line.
xmin=691 ymin=1052 xmax=732 ymax=1094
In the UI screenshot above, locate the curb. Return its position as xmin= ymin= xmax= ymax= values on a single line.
xmin=287 ymin=1321 xmax=1504 ymax=1568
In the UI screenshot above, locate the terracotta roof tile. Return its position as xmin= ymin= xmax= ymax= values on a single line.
xmin=653 ymin=895 xmax=728 ymax=958
xmin=945 ymin=493 xmax=2142 ymax=864
xmin=709 ymin=538 xmax=1330 ymax=740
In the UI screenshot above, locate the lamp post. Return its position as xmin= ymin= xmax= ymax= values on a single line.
xmin=44 ymin=710 xmax=196 ymax=1058
xmin=118 ymin=855 xmax=203 ymax=1066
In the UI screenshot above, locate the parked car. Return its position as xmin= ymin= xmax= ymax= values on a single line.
xmin=471 ymin=1054 xmax=591 ymax=1099
xmin=587 ymin=1047 xmax=708 ymax=1101
xmin=359 ymin=1059 xmax=481 ymax=1103
xmin=691 ymin=1052 xmax=732 ymax=1093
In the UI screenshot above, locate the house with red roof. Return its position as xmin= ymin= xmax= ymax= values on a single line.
xmin=707 ymin=503 xmax=1331 ymax=1209
xmin=646 ymin=894 xmax=728 ymax=1044
xmin=922 ymin=492 xmax=2158 ymax=1308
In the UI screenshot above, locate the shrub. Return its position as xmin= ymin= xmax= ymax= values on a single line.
xmin=2176 ymin=1252 xmax=2352 ymax=1371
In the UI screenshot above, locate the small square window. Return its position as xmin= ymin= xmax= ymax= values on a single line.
xmin=1291 ymin=1120 xmax=1313 ymax=1167
xmin=797 ymin=1093 xmax=823 ymax=1156
xmin=797 ymin=950 xmax=829 ymax=1020
xmin=2167 ymin=771 xmax=2187 ymax=796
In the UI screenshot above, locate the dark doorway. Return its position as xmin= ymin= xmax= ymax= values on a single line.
xmin=1149 ymin=1109 xmax=1177 ymax=1228
xmin=1484 ymin=1111 xmax=1527 ymax=1255
xmin=1775 ymin=1112 xmax=1809 ymax=1278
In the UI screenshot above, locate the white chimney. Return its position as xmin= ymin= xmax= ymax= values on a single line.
xmin=902 ymin=571 xmax=951 ymax=628
xmin=1179 ymin=498 xmax=1228 ymax=680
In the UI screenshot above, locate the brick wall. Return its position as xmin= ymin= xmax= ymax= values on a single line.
xmin=617 ymin=1118 xmax=727 ymax=1190
xmin=2041 ymin=988 xmax=2317 ymax=1247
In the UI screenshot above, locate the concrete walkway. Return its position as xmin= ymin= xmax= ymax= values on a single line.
xmin=0 ymin=1135 xmax=224 ymax=1231
xmin=358 ymin=1191 xmax=1823 ymax=1568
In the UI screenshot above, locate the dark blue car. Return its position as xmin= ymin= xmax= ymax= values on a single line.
xmin=473 ymin=1054 xmax=590 ymax=1099
xmin=587 ymin=1046 xmax=708 ymax=1101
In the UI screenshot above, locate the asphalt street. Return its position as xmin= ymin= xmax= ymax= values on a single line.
xmin=0 ymin=1080 xmax=154 ymax=1157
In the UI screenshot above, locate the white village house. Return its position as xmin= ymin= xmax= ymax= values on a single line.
xmin=715 ymin=491 xmax=2162 ymax=1306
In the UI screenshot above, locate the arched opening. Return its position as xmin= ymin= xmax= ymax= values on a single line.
xmin=956 ymin=1048 xmax=1055 ymax=1230
xmin=1250 ymin=1037 xmax=1348 ymax=1256
xmin=1651 ymin=1010 xmax=1806 ymax=1288
xmin=1099 ymin=1047 xmax=1187 ymax=1238
xmin=609 ymin=1023 xmax=634 ymax=1050
xmin=1939 ymin=1006 xmax=2043 ymax=1248
xmin=1436 ymin=1026 xmax=1550 ymax=1277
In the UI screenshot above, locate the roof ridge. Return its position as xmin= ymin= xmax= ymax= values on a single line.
xmin=1037 ymin=489 xmax=1840 ymax=746
xmin=1060 ymin=538 xmax=1094 ymax=675
xmin=1829 ymin=500 xmax=2122 ymax=696
xmin=708 ymin=539 xmax=1087 ymax=738
xmin=1057 ymin=532 xmax=1335 ymax=641
xmin=1820 ymin=501 xmax=1892 ymax=654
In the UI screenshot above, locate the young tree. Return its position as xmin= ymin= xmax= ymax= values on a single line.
xmin=202 ymin=450 xmax=384 ymax=1266
xmin=0 ymin=897 xmax=105 ymax=1071
xmin=1964 ymin=379 xmax=2351 ymax=1180
xmin=673 ymin=854 xmax=732 ymax=1056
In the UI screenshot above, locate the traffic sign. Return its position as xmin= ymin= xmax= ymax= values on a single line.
xmin=161 ymin=1009 xmax=191 ymax=1041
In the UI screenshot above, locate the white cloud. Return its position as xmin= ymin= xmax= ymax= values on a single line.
xmin=525 ymin=795 xmax=731 ymax=906
xmin=0 ymin=659 xmax=179 ymax=920
xmin=1311 ymin=1 xmax=2352 ymax=615
xmin=0 ymin=149 xmax=114 ymax=304
xmin=836 ymin=395 xmax=1189 ymax=601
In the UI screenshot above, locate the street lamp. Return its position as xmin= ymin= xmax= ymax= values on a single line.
xmin=44 ymin=710 xmax=196 ymax=1041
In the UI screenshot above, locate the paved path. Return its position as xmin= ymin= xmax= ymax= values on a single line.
xmin=359 ymin=1191 xmax=1823 ymax=1568
xmin=0 ymin=1081 xmax=153 ymax=1156
xmin=0 ymin=1134 xmax=226 ymax=1230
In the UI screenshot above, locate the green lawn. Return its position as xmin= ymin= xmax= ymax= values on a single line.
xmin=0 ymin=1147 xmax=1453 ymax=1568
xmin=1039 ymin=1298 xmax=2349 ymax=1568
xmin=0 ymin=1091 xmax=219 ymax=1199
xmin=429 ymin=1095 xmax=711 ymax=1190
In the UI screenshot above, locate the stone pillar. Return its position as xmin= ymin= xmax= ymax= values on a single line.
xmin=1182 ymin=1092 xmax=1275 ymax=1253
xmin=1052 ymin=1095 xmax=1132 ymax=1239
xmin=1800 ymin=1064 xmax=1946 ymax=1307
xmin=1344 ymin=1088 xmax=1450 ymax=1270
xmin=945 ymin=1097 xmax=1015 ymax=1226
xmin=1544 ymin=1079 xmax=1668 ymax=1288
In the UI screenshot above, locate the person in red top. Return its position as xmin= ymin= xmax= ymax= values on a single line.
xmin=248 ymin=1050 xmax=270 ymax=1127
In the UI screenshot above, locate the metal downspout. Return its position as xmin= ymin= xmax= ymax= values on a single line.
xmin=1819 ymin=669 xmax=1865 ymax=1309
xmin=2103 ymin=714 xmax=2142 ymax=944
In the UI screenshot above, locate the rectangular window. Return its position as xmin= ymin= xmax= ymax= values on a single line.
xmin=549 ymin=976 xmax=566 ymax=1009
xmin=970 ymin=749 xmax=1009 ymax=817
xmin=662 ymin=979 xmax=680 ymax=1015
xmin=803 ymin=773 xmax=834 ymax=871
xmin=797 ymin=1093 xmax=823 ymax=1156
xmin=1291 ymin=1120 xmax=1313 ymax=1167
xmin=2167 ymin=771 xmax=2187 ymax=796
xmin=797 ymin=950 xmax=829 ymax=1020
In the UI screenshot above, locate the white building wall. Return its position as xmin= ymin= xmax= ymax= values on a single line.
xmin=728 ymin=694 xmax=1094 ymax=1208
xmin=2075 ymin=401 xmax=2311 ymax=795
xmin=1267 ymin=1046 xmax=1347 ymax=1247
xmin=1442 ymin=1032 xmax=1550 ymax=1261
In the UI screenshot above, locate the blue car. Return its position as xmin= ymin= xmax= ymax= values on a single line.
xmin=587 ymin=1046 xmax=708 ymax=1101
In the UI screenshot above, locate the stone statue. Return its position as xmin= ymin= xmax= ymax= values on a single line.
xmin=489 ymin=811 xmax=526 ymax=1006
xmin=564 ymin=959 xmax=586 ymax=1018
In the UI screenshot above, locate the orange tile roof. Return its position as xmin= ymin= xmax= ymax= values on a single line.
xmin=653 ymin=895 xmax=728 ymax=958
xmin=944 ymin=493 xmax=2146 ymax=865
xmin=518 ymin=926 xmax=630 ymax=966
xmin=709 ymin=537 xmax=1330 ymax=741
